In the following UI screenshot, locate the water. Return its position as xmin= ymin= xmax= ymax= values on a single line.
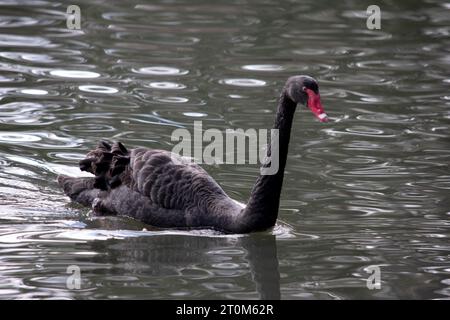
xmin=0 ymin=0 xmax=449 ymax=299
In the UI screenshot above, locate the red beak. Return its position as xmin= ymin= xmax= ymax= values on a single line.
xmin=305 ymin=88 xmax=328 ymax=122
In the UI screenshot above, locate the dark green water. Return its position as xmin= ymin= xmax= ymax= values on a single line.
xmin=0 ymin=0 xmax=449 ymax=299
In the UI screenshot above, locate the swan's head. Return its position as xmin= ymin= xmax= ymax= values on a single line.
xmin=285 ymin=75 xmax=328 ymax=122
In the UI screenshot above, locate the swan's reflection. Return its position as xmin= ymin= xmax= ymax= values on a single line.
xmin=85 ymin=224 xmax=280 ymax=299
xmin=240 ymin=234 xmax=280 ymax=299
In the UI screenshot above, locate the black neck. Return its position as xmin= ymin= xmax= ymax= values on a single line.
xmin=240 ymin=91 xmax=297 ymax=231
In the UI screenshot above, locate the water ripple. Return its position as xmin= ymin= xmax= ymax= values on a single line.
xmin=241 ymin=64 xmax=284 ymax=71
xmin=219 ymin=78 xmax=267 ymax=87
xmin=78 ymin=85 xmax=119 ymax=94
xmin=49 ymin=70 xmax=101 ymax=79
xmin=0 ymin=34 xmax=54 ymax=47
xmin=132 ymin=66 xmax=188 ymax=76
xmin=147 ymin=81 xmax=186 ymax=89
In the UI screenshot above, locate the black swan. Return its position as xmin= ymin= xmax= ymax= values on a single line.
xmin=57 ymin=75 xmax=328 ymax=233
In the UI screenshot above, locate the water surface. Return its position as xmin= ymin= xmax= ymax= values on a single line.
xmin=0 ymin=0 xmax=449 ymax=299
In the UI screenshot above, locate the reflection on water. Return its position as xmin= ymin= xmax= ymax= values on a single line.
xmin=0 ymin=216 xmax=282 ymax=299
xmin=0 ymin=0 xmax=449 ymax=299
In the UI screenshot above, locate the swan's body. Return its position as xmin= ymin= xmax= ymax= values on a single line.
xmin=58 ymin=75 xmax=327 ymax=233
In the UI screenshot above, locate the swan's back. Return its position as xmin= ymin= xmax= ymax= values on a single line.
xmin=128 ymin=147 xmax=229 ymax=211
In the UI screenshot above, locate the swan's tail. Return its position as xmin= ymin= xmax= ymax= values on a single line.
xmin=78 ymin=140 xmax=130 ymax=191
xmin=57 ymin=175 xmax=98 ymax=206
xmin=57 ymin=141 xmax=130 ymax=206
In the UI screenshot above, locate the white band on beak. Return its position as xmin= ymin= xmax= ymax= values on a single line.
xmin=318 ymin=113 xmax=328 ymax=120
